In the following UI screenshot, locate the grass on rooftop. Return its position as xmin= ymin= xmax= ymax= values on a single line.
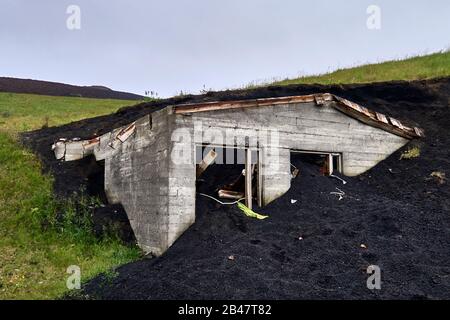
xmin=270 ymin=51 xmax=450 ymax=87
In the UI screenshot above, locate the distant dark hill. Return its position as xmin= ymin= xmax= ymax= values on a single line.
xmin=0 ymin=77 xmax=143 ymax=100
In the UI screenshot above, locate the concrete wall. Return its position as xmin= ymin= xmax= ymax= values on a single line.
xmin=260 ymin=147 xmax=291 ymax=205
xmin=179 ymin=102 xmax=408 ymax=176
xmin=100 ymin=108 xmax=197 ymax=255
xmin=103 ymin=109 xmax=173 ymax=255
xmin=166 ymin=110 xmax=197 ymax=247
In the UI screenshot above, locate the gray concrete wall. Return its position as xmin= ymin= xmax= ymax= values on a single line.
xmin=166 ymin=109 xmax=197 ymax=247
xmin=101 ymin=107 xmax=197 ymax=255
xmin=103 ymin=109 xmax=173 ymax=255
xmin=179 ymin=102 xmax=408 ymax=176
xmin=260 ymin=147 xmax=291 ymax=205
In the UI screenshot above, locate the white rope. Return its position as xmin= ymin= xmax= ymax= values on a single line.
xmin=329 ymin=174 xmax=347 ymax=185
xmin=330 ymin=187 xmax=345 ymax=200
xmin=198 ymin=193 xmax=245 ymax=205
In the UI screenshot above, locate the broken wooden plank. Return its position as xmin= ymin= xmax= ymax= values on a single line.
xmin=359 ymin=106 xmax=374 ymax=118
xmin=314 ymin=95 xmax=326 ymax=106
xmin=116 ymin=123 xmax=136 ymax=143
xmin=389 ymin=117 xmax=404 ymax=129
xmin=218 ymin=190 xmax=245 ymax=200
xmin=196 ymin=149 xmax=217 ymax=178
xmin=173 ymin=95 xmax=318 ymax=114
xmin=375 ymin=112 xmax=389 ymax=124
xmin=414 ymin=127 xmax=425 ymax=137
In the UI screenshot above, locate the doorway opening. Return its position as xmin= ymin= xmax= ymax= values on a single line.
xmin=195 ymin=145 xmax=260 ymax=209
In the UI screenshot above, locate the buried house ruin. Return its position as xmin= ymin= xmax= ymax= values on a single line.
xmin=52 ymin=93 xmax=423 ymax=255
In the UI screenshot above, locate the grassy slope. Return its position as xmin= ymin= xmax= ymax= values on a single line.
xmin=0 ymin=93 xmax=142 ymax=299
xmin=272 ymin=51 xmax=450 ymax=86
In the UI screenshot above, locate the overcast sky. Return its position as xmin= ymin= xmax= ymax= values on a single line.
xmin=1 ymin=0 xmax=449 ymax=97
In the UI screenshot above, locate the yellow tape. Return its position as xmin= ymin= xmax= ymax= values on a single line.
xmin=236 ymin=202 xmax=268 ymax=220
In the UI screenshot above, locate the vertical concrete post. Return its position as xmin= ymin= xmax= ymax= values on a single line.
xmin=245 ymin=148 xmax=252 ymax=209
xmin=327 ymin=153 xmax=334 ymax=176
xmin=166 ymin=113 xmax=197 ymax=251
xmin=257 ymin=150 xmax=263 ymax=207
xmin=261 ymin=147 xmax=291 ymax=206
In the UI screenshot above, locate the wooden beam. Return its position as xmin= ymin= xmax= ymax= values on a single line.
xmin=196 ymin=149 xmax=217 ymax=178
xmin=218 ymin=190 xmax=244 ymax=200
xmin=257 ymin=150 xmax=263 ymax=207
xmin=173 ymin=95 xmax=321 ymax=114
xmin=245 ymin=148 xmax=252 ymax=210
xmin=332 ymin=102 xmax=415 ymax=139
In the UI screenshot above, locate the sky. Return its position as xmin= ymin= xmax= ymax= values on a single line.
xmin=1 ymin=0 xmax=449 ymax=97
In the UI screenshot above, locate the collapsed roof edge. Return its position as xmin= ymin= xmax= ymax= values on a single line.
xmin=171 ymin=93 xmax=424 ymax=139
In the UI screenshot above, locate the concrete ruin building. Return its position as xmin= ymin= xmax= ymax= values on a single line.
xmin=52 ymin=93 xmax=423 ymax=255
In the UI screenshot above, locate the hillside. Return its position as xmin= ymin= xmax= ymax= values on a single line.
xmin=272 ymin=51 xmax=450 ymax=86
xmin=0 ymin=93 xmax=141 ymax=299
xmin=0 ymin=77 xmax=143 ymax=100
xmin=23 ymin=77 xmax=450 ymax=299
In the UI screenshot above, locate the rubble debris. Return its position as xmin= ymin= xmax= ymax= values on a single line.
xmin=290 ymin=163 xmax=300 ymax=178
xmin=51 ymin=121 xmax=136 ymax=161
xmin=430 ymin=171 xmax=446 ymax=185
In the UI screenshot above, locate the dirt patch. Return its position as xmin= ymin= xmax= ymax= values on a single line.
xmin=0 ymin=77 xmax=143 ymax=100
xmin=23 ymin=78 xmax=450 ymax=299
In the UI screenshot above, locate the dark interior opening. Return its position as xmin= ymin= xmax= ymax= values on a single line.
xmin=82 ymin=156 xmax=136 ymax=244
xmin=196 ymin=146 xmax=257 ymax=165
xmin=290 ymin=152 xmax=328 ymax=176
xmin=196 ymin=145 xmax=258 ymax=204
xmin=333 ymin=155 xmax=340 ymax=172
xmin=196 ymin=146 xmax=245 ymax=194
xmin=196 ymin=163 xmax=245 ymax=195
xmin=85 ymin=157 xmax=107 ymax=202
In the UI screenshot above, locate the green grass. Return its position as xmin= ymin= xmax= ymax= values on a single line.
xmin=270 ymin=51 xmax=450 ymax=86
xmin=0 ymin=93 xmax=143 ymax=299
xmin=399 ymin=146 xmax=421 ymax=160
xmin=0 ymin=92 xmax=137 ymax=132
